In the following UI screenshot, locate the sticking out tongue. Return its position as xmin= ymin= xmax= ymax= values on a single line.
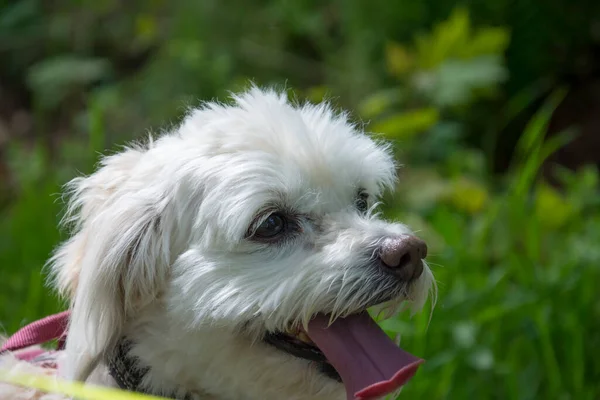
xmin=307 ymin=312 xmax=423 ymax=400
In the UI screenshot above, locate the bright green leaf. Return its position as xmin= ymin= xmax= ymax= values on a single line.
xmin=371 ymin=108 xmax=439 ymax=140
xmin=462 ymin=27 xmax=510 ymax=58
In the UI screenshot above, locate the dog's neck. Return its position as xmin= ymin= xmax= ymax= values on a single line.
xmin=92 ymin=312 xmax=344 ymax=400
xmin=107 ymin=338 xmax=196 ymax=399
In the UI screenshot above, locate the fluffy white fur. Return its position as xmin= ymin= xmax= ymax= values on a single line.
xmin=1 ymin=87 xmax=434 ymax=400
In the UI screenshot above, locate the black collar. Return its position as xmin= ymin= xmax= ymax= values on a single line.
xmin=107 ymin=338 xmax=193 ymax=400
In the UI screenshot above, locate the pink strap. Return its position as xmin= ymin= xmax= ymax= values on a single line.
xmin=1 ymin=310 xmax=70 ymax=354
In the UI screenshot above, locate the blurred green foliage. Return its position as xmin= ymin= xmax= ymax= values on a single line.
xmin=1 ymin=1 xmax=599 ymax=399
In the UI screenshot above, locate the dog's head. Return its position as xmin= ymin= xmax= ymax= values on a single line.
xmin=50 ymin=87 xmax=435 ymax=399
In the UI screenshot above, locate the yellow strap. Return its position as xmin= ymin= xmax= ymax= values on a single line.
xmin=0 ymin=369 xmax=169 ymax=400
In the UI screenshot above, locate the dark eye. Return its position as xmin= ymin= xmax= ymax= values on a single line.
xmin=355 ymin=191 xmax=369 ymax=213
xmin=254 ymin=213 xmax=286 ymax=239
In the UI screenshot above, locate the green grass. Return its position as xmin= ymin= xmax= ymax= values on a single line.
xmin=1 ymin=91 xmax=599 ymax=400
xmin=382 ymin=93 xmax=600 ymax=399
xmin=0 ymin=167 xmax=64 ymax=333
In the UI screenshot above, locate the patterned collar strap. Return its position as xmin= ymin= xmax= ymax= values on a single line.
xmin=107 ymin=338 xmax=194 ymax=400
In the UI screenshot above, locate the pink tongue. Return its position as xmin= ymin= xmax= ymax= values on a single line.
xmin=307 ymin=312 xmax=423 ymax=400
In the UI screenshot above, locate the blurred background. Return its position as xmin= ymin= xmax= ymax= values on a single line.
xmin=1 ymin=1 xmax=599 ymax=399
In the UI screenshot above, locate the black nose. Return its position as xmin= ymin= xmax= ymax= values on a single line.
xmin=379 ymin=235 xmax=427 ymax=281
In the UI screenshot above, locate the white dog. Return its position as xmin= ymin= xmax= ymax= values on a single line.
xmin=1 ymin=87 xmax=435 ymax=400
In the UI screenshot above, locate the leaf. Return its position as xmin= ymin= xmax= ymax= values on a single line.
xmin=508 ymin=88 xmax=570 ymax=199
xmin=385 ymin=41 xmax=414 ymax=77
xmin=399 ymin=168 xmax=451 ymax=211
xmin=514 ymin=88 xmax=567 ymax=161
xmin=27 ymin=57 xmax=111 ymax=109
xmin=446 ymin=178 xmax=489 ymax=214
xmin=358 ymin=89 xmax=399 ymax=119
xmin=371 ymin=108 xmax=439 ymax=140
xmin=437 ymin=7 xmax=471 ymax=57
xmin=135 ymin=14 xmax=158 ymax=43
xmin=462 ymin=27 xmax=510 ymax=58
xmin=0 ymin=0 xmax=37 ymax=31
xmin=28 ymin=57 xmax=111 ymax=89
xmin=414 ymin=55 xmax=507 ymax=107
xmin=534 ymin=183 xmax=574 ymax=229
xmin=415 ymin=7 xmax=471 ymax=69
xmin=411 ymin=7 xmax=510 ymax=73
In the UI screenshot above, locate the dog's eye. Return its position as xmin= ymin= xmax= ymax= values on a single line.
xmin=355 ymin=191 xmax=369 ymax=213
xmin=356 ymin=199 xmax=368 ymax=213
xmin=254 ymin=213 xmax=286 ymax=238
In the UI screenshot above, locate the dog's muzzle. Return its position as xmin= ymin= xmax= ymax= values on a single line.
xmin=262 ymin=234 xmax=430 ymax=400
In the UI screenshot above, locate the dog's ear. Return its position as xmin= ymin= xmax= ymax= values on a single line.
xmin=48 ymin=145 xmax=170 ymax=380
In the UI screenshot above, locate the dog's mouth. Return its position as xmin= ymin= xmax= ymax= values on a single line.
xmin=263 ymin=311 xmax=423 ymax=400
xmin=263 ymin=323 xmax=342 ymax=381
